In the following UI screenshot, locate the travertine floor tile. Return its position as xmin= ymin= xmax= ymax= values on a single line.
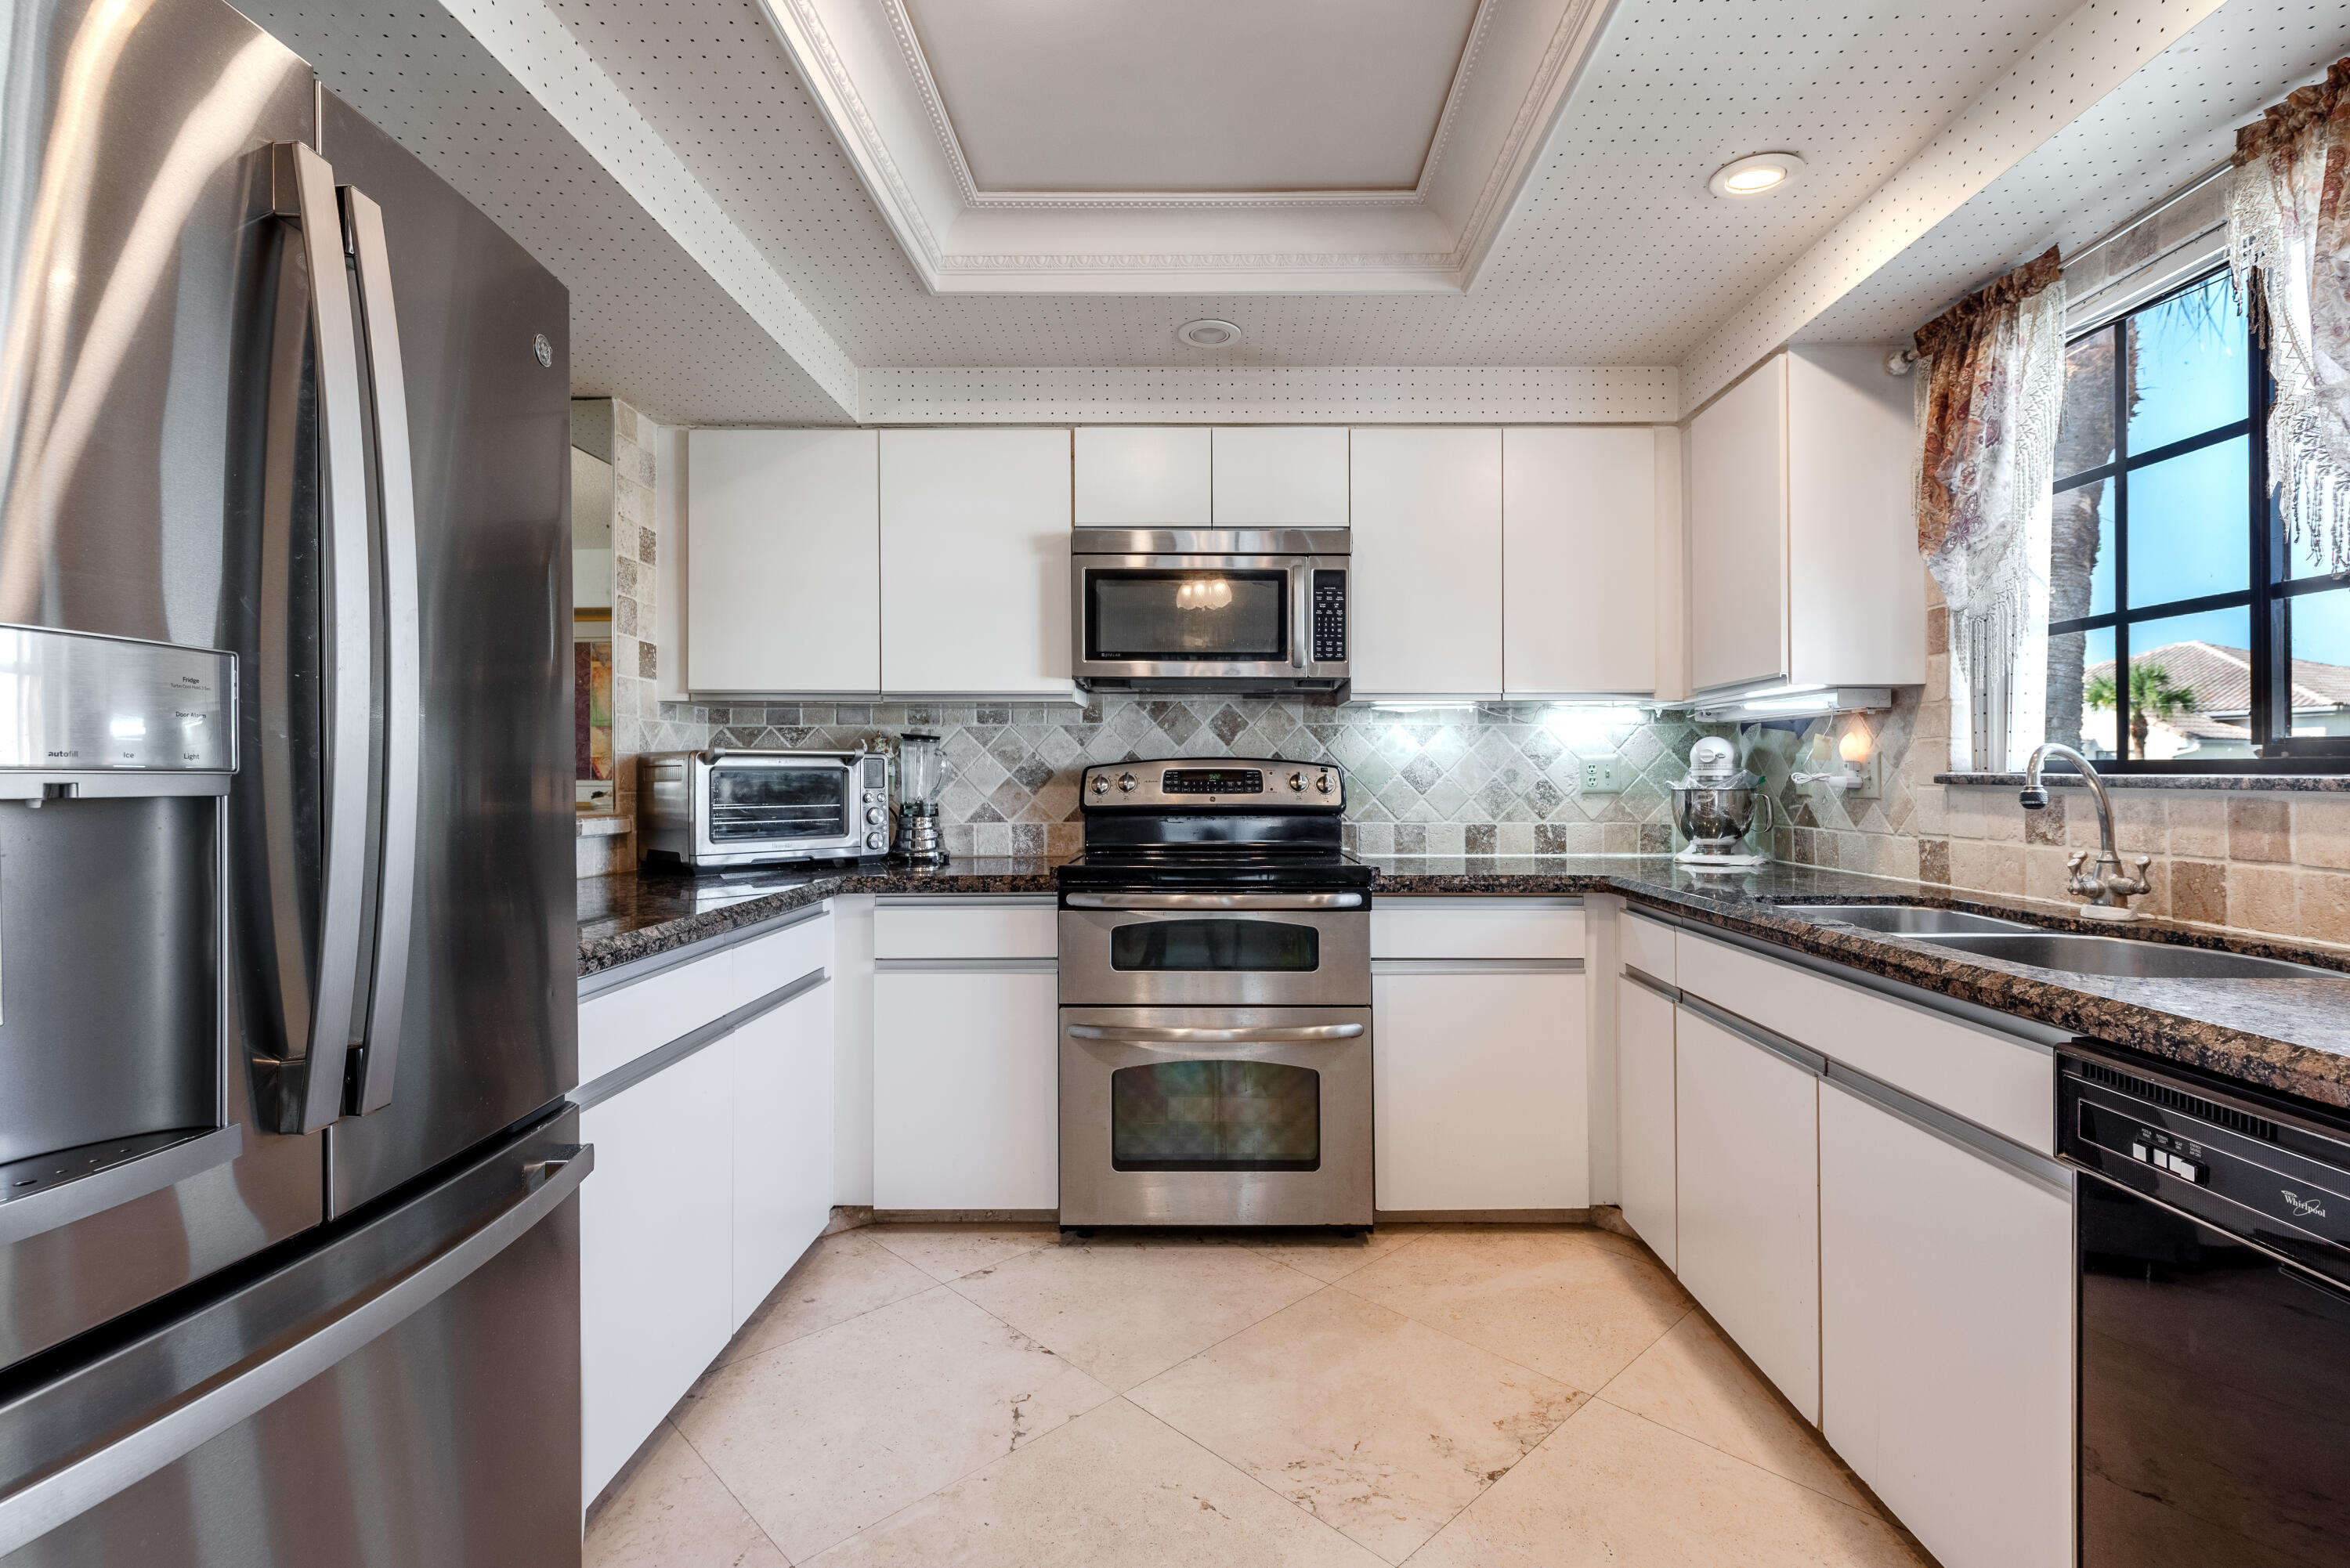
xmin=677 ymin=1285 xmax=1114 ymax=1563
xmin=803 ymin=1397 xmax=1385 ymax=1568
xmin=1599 ymin=1311 xmax=1866 ymax=1505
xmin=584 ymin=1422 xmax=786 ymax=1568
xmin=867 ymin=1223 xmax=1059 ymax=1283
xmin=1409 ymin=1399 xmax=1929 ymax=1567
xmin=1130 ymin=1287 xmax=1582 ymax=1563
xmin=950 ymin=1239 xmax=1322 ymax=1392
xmin=1241 ymin=1227 xmax=1422 ymax=1284
xmin=1337 ymin=1227 xmax=1690 ymax=1391
xmin=720 ymin=1230 xmax=938 ymax=1366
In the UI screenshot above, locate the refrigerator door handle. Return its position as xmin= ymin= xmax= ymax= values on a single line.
xmin=341 ymin=186 xmax=420 ymax=1117
xmin=0 ymin=1146 xmax=592 ymax=1559
xmin=261 ymin=143 xmax=374 ymax=1136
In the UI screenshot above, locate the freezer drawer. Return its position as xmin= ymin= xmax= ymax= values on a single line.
xmin=0 ymin=1115 xmax=588 ymax=1566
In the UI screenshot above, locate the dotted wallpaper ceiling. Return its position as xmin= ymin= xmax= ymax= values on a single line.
xmin=245 ymin=1 xmax=850 ymax=423
xmin=548 ymin=0 xmax=2081 ymax=370
xmin=1799 ymin=0 xmax=2350 ymax=345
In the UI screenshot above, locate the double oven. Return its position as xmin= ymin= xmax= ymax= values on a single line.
xmin=1056 ymin=761 xmax=1373 ymax=1228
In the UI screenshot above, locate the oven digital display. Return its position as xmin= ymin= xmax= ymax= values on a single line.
xmin=1162 ymin=768 xmax=1264 ymax=795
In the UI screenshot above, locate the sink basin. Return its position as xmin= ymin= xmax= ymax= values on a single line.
xmin=1914 ymin=931 xmax=2335 ymax=981
xmin=1783 ymin=904 xmax=2040 ymax=935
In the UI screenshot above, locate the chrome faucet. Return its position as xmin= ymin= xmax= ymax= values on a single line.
xmin=2020 ymin=743 xmax=2150 ymax=920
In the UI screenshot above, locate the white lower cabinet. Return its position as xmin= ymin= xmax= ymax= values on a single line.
xmin=1820 ymin=1082 xmax=2073 ymax=1568
xmin=873 ymin=966 xmax=1059 ymax=1210
xmin=1614 ymin=974 xmax=1676 ymax=1270
xmin=1673 ymin=1003 xmax=1821 ymax=1423
xmin=1373 ymin=965 xmax=1587 ymax=1212
xmin=579 ymin=1041 xmax=735 ymax=1503
xmin=729 ymin=983 xmax=837 ymax=1330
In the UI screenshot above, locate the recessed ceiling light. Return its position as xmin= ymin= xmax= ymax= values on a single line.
xmin=1708 ymin=153 xmax=1806 ymax=199
xmin=1176 ymin=319 xmax=1241 ymax=349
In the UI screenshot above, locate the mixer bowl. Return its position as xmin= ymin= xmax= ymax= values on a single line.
xmin=1673 ymin=784 xmax=1775 ymax=854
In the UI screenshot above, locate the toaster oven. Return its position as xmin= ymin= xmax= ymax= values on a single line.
xmin=638 ymin=749 xmax=890 ymax=869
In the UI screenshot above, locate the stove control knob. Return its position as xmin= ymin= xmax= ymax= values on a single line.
xmin=1316 ymin=771 xmax=1335 ymax=794
xmin=1091 ymin=774 xmax=1111 ymax=795
xmin=866 ymin=807 xmax=887 ymax=826
xmin=1289 ymin=771 xmax=1306 ymax=792
xmin=1117 ymin=771 xmax=1138 ymax=793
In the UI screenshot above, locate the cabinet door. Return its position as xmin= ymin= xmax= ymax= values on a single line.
xmin=1075 ymin=427 xmax=1209 ymax=525
xmin=1209 ymin=427 xmax=1349 ymax=524
xmin=1687 ymin=356 xmax=1788 ymax=692
xmin=1614 ymin=976 xmax=1676 ymax=1269
xmin=1674 ymin=1004 xmax=1820 ymax=1422
xmin=1349 ymin=428 xmax=1502 ymax=697
xmin=1502 ymin=428 xmax=1656 ymax=696
xmin=579 ymin=1043 xmax=734 ymax=1501
xmin=873 ymin=968 xmax=1059 ymax=1210
xmin=687 ymin=428 xmax=880 ymax=693
xmin=728 ymin=983 xmax=837 ymax=1331
xmin=1820 ymin=1084 xmax=2072 ymax=1568
xmin=1786 ymin=346 xmax=1925 ymax=688
xmin=1372 ymin=967 xmax=1586 ymax=1212
xmin=880 ymin=428 xmax=1072 ymax=694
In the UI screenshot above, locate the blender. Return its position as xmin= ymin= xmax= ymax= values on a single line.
xmin=891 ymin=730 xmax=949 ymax=865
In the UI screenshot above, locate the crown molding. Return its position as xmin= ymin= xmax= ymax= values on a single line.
xmin=757 ymin=0 xmax=1616 ymax=294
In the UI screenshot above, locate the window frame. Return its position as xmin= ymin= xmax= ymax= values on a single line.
xmin=2045 ymin=266 xmax=2350 ymax=773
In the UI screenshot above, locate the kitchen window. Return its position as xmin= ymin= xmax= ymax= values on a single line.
xmin=2045 ymin=268 xmax=2350 ymax=770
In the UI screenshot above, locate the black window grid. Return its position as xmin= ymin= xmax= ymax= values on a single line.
xmin=2047 ymin=268 xmax=2350 ymax=771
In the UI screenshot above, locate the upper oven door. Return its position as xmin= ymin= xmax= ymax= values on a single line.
xmin=696 ymin=756 xmax=858 ymax=855
xmin=1072 ymin=552 xmax=1346 ymax=685
xmin=1058 ymin=895 xmax=1369 ymax=1007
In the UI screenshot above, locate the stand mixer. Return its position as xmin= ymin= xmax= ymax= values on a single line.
xmin=1670 ymin=737 xmax=1775 ymax=866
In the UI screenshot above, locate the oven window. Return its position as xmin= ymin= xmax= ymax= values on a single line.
xmin=1111 ymin=1061 xmax=1318 ymax=1172
xmin=1086 ymin=571 xmax=1287 ymax=661
xmin=707 ymin=767 xmax=847 ymax=840
xmin=1109 ymin=919 xmax=1320 ymax=971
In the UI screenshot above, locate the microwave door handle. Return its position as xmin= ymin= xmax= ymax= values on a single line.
xmin=342 ymin=186 xmax=420 ymax=1116
xmin=1292 ymin=562 xmax=1307 ymax=670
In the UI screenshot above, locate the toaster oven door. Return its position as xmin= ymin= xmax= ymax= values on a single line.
xmin=691 ymin=757 xmax=859 ymax=862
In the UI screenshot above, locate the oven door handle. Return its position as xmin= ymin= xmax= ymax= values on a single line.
xmin=1067 ymin=1023 xmax=1365 ymax=1044
xmin=1062 ymin=893 xmax=1363 ymax=911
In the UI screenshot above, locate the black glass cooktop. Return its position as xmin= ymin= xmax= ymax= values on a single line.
xmin=1056 ymin=846 xmax=1374 ymax=894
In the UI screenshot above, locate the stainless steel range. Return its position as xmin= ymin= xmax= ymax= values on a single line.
xmin=1057 ymin=759 xmax=1373 ymax=1228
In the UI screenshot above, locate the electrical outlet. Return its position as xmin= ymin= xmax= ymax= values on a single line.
xmin=1579 ymin=757 xmax=1624 ymax=794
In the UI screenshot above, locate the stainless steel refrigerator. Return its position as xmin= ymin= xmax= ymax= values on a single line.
xmin=0 ymin=0 xmax=583 ymax=1559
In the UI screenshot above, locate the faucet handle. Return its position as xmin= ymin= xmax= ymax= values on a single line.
xmin=2066 ymin=849 xmax=2088 ymax=873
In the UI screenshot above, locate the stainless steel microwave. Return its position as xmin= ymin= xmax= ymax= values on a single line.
xmin=1070 ymin=528 xmax=1349 ymax=693
xmin=638 ymin=748 xmax=889 ymax=869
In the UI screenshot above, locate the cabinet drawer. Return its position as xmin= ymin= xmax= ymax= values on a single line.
xmin=578 ymin=948 xmax=734 ymax=1086
xmin=1370 ymin=898 xmax=1583 ymax=959
xmin=1675 ymin=928 xmax=2055 ymax=1154
xmin=1622 ymin=909 xmax=1676 ymax=984
xmin=731 ymin=911 xmax=831 ymax=1004
xmin=874 ymin=898 xmax=1057 ymax=960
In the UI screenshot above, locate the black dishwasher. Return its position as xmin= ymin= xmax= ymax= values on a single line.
xmin=2061 ymin=1051 xmax=2350 ymax=1567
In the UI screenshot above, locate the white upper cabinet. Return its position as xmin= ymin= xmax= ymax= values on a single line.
xmin=879 ymin=428 xmax=1072 ymax=695
xmin=1349 ymin=427 xmax=1502 ymax=698
xmin=686 ymin=428 xmax=880 ymax=694
xmin=1210 ymin=427 xmax=1349 ymax=525
xmin=1502 ymin=426 xmax=1658 ymax=697
xmin=1686 ymin=347 xmax=1923 ymax=693
xmin=1075 ymin=427 xmax=1209 ymax=525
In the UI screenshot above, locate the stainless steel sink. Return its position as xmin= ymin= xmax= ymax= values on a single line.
xmin=1914 ymin=931 xmax=2335 ymax=980
xmin=1781 ymin=904 xmax=2040 ymax=935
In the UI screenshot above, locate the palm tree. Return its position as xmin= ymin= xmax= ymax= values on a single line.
xmin=2085 ymin=661 xmax=2199 ymax=758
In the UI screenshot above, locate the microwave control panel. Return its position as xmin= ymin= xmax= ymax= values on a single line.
xmin=1312 ymin=571 xmax=1347 ymax=663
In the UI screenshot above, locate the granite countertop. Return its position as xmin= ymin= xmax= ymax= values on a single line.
xmin=581 ymin=852 xmax=2350 ymax=1117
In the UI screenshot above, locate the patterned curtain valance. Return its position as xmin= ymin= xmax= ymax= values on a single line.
xmin=2229 ymin=57 xmax=2350 ymax=575
xmin=1914 ymin=247 xmax=2066 ymax=771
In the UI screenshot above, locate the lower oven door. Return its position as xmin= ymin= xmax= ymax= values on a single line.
xmin=1059 ymin=1006 xmax=1372 ymax=1228
xmin=1058 ymin=903 xmax=1368 ymax=1007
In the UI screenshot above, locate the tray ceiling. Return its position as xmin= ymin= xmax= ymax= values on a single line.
xmin=763 ymin=0 xmax=1614 ymax=291
xmin=902 ymin=0 xmax=1481 ymax=195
